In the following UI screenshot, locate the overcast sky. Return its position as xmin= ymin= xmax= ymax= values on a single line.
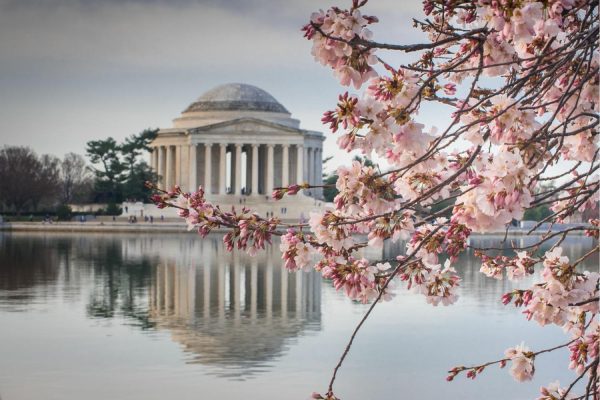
xmin=0 ymin=0 xmax=440 ymax=171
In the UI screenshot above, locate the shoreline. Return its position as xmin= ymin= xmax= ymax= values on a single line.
xmin=0 ymin=221 xmax=197 ymax=234
xmin=0 ymin=221 xmax=591 ymax=235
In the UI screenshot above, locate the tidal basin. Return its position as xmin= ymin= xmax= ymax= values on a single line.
xmin=0 ymin=232 xmax=596 ymax=400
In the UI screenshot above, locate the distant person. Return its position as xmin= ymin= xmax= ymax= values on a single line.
xmin=29 ymin=214 xmax=33 ymax=222
xmin=125 ymin=206 xmax=129 ymax=213
xmin=160 ymin=215 xmax=164 ymax=222
xmin=150 ymin=216 xmax=154 ymax=224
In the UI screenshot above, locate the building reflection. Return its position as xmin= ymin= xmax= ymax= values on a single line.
xmin=148 ymin=236 xmax=322 ymax=378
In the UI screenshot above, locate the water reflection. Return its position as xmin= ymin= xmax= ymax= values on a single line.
xmin=149 ymin=238 xmax=321 ymax=378
xmin=0 ymin=232 xmax=597 ymax=399
xmin=0 ymin=232 xmax=322 ymax=379
xmin=0 ymin=234 xmax=61 ymax=307
xmin=384 ymin=234 xmax=597 ymax=308
xmin=83 ymin=238 xmax=158 ymax=330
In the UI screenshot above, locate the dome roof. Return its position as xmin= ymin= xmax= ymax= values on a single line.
xmin=184 ymin=83 xmax=289 ymax=114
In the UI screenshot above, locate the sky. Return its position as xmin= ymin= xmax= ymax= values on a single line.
xmin=0 ymin=0 xmax=443 ymax=172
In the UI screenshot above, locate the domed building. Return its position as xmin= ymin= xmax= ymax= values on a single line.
xmin=147 ymin=83 xmax=325 ymax=218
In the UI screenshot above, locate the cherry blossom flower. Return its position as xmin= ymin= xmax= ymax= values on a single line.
xmin=537 ymin=381 xmax=574 ymax=400
xmin=505 ymin=343 xmax=536 ymax=382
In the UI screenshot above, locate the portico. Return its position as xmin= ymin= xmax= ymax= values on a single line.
xmin=152 ymin=141 xmax=322 ymax=197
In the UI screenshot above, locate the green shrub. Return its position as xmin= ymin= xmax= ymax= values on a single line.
xmin=105 ymin=202 xmax=122 ymax=216
xmin=55 ymin=204 xmax=72 ymax=221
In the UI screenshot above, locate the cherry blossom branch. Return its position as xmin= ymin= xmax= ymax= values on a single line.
xmin=325 ymin=224 xmax=445 ymax=398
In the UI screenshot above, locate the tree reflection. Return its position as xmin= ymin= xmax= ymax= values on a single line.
xmin=0 ymin=233 xmax=60 ymax=303
xmin=80 ymin=236 xmax=158 ymax=330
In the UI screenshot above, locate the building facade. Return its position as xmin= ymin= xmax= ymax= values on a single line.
xmin=149 ymin=83 xmax=325 ymax=200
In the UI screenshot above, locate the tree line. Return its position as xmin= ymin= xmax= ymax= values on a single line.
xmin=0 ymin=129 xmax=158 ymax=217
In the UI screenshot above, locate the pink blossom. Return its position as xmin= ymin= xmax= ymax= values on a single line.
xmin=422 ymin=260 xmax=461 ymax=306
xmin=537 ymin=381 xmax=574 ymax=400
xmin=504 ymin=343 xmax=535 ymax=382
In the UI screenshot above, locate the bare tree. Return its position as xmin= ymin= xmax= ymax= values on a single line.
xmin=31 ymin=154 xmax=60 ymax=211
xmin=0 ymin=147 xmax=59 ymax=214
xmin=59 ymin=152 xmax=93 ymax=204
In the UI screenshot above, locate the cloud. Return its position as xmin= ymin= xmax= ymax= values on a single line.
xmin=0 ymin=0 xmax=425 ymax=75
xmin=0 ymin=1 xmax=318 ymax=77
xmin=0 ymin=0 xmax=439 ymax=162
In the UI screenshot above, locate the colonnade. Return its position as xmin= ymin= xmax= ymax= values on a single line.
xmin=150 ymin=142 xmax=323 ymax=197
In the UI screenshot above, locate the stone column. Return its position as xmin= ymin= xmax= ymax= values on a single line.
xmin=165 ymin=145 xmax=173 ymax=189
xmin=296 ymin=145 xmax=303 ymax=184
xmin=315 ymin=148 xmax=321 ymax=181
xmin=234 ymin=144 xmax=242 ymax=195
xmin=151 ymin=147 xmax=157 ymax=172
xmin=251 ymin=144 xmax=259 ymax=195
xmin=189 ymin=144 xmax=197 ymax=192
xmin=204 ymin=143 xmax=212 ymax=195
xmin=245 ymin=146 xmax=252 ymax=193
xmin=175 ymin=145 xmax=182 ymax=188
xmin=281 ymin=144 xmax=289 ymax=187
xmin=319 ymin=148 xmax=324 ymax=187
xmin=313 ymin=148 xmax=319 ymax=186
xmin=316 ymin=148 xmax=322 ymax=198
xmin=157 ymin=146 xmax=165 ymax=187
xmin=219 ymin=144 xmax=227 ymax=195
xmin=307 ymin=147 xmax=313 ymax=186
xmin=266 ymin=144 xmax=274 ymax=195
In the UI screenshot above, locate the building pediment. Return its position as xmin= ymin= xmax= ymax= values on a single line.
xmin=188 ymin=117 xmax=307 ymax=136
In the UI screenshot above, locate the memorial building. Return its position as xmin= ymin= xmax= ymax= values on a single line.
xmin=142 ymin=83 xmax=326 ymax=219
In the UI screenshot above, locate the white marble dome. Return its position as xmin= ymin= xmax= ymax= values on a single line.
xmin=173 ymin=83 xmax=299 ymax=129
xmin=184 ymin=83 xmax=289 ymax=113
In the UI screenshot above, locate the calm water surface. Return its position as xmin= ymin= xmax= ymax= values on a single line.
xmin=0 ymin=232 xmax=596 ymax=400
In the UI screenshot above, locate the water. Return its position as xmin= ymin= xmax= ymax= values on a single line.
xmin=0 ymin=232 xmax=596 ymax=400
